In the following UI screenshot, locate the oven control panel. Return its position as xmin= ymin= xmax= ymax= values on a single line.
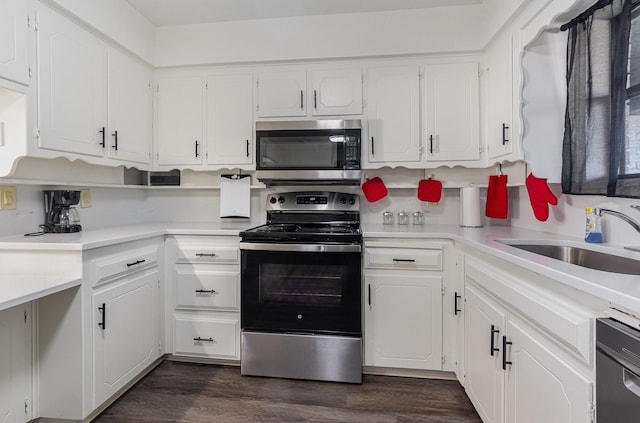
xmin=265 ymin=191 xmax=359 ymax=211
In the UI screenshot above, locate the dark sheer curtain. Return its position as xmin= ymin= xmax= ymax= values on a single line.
xmin=562 ymin=0 xmax=640 ymax=197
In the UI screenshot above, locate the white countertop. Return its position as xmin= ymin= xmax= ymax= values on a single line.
xmin=1 ymin=221 xmax=639 ymax=316
xmin=0 ymin=275 xmax=82 ymax=312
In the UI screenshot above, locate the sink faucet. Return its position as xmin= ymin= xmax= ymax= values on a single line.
xmin=594 ymin=207 xmax=640 ymax=250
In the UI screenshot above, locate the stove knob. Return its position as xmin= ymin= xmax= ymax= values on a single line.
xmin=339 ymin=196 xmax=347 ymax=204
xmin=348 ymin=197 xmax=356 ymax=205
xmin=278 ymin=196 xmax=285 ymax=204
xmin=269 ymin=196 xmax=277 ymax=204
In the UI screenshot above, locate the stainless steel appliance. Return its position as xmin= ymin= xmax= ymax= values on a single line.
xmin=239 ymin=191 xmax=362 ymax=383
xmin=255 ymin=120 xmax=361 ymax=186
xmin=596 ymin=317 xmax=640 ymax=422
xmin=43 ymin=190 xmax=82 ymax=233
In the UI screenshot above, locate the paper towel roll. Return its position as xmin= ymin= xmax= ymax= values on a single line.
xmin=460 ymin=186 xmax=483 ymax=228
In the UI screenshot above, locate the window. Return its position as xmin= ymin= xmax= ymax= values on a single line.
xmin=562 ymin=0 xmax=640 ymax=197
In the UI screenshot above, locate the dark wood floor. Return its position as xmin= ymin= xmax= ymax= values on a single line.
xmin=93 ymin=361 xmax=481 ymax=423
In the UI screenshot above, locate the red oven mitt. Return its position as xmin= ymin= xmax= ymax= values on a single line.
xmin=485 ymin=174 xmax=508 ymax=219
xmin=525 ymin=172 xmax=558 ymax=222
xmin=361 ymin=177 xmax=388 ymax=202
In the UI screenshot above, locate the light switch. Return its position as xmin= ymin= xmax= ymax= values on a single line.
xmin=80 ymin=189 xmax=92 ymax=208
xmin=0 ymin=186 xmax=17 ymax=210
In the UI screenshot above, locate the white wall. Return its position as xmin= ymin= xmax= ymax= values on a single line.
xmin=154 ymin=6 xmax=485 ymax=67
xmin=0 ymin=185 xmax=149 ymax=237
xmin=510 ymin=185 xmax=640 ymax=246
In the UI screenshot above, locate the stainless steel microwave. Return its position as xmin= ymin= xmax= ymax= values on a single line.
xmin=255 ymin=120 xmax=361 ymax=186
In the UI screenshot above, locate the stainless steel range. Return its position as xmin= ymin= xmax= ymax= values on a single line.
xmin=239 ymin=191 xmax=362 ymax=383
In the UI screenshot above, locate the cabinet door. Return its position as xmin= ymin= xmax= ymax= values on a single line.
xmin=366 ymin=66 xmax=421 ymax=164
xmin=93 ymin=269 xmax=159 ymax=405
xmin=257 ymin=71 xmax=307 ymax=117
xmin=424 ymin=62 xmax=480 ymax=162
xmin=206 ymin=73 xmax=253 ymax=166
xmin=36 ymin=4 xmax=107 ymax=157
xmin=364 ymin=272 xmax=442 ymax=370
xmin=156 ymin=75 xmax=204 ymax=166
xmin=486 ymin=30 xmax=521 ymax=161
xmin=311 ymin=69 xmax=362 ymax=116
xmin=107 ymin=47 xmax=152 ymax=165
xmin=464 ymin=283 xmax=506 ymax=423
xmin=0 ymin=305 xmax=30 ymax=423
xmin=505 ymin=319 xmax=593 ymax=423
xmin=0 ymin=0 xmax=28 ymax=85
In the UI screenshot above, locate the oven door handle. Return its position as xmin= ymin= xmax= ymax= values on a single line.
xmin=239 ymin=243 xmax=362 ymax=253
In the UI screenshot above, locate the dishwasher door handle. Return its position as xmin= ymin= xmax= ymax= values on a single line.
xmin=598 ymin=343 xmax=640 ymax=381
xmin=624 ymin=368 xmax=640 ymax=398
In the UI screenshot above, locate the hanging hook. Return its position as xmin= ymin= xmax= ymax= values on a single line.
xmin=497 ymin=164 xmax=503 ymax=176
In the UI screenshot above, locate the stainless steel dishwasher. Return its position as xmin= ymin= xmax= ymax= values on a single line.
xmin=596 ymin=318 xmax=640 ymax=422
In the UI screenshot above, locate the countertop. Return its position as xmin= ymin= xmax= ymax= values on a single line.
xmin=1 ymin=221 xmax=639 ymax=316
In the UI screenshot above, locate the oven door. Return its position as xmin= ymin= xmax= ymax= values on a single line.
xmin=240 ymin=243 xmax=362 ymax=336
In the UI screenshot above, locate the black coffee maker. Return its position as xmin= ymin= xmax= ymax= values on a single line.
xmin=43 ymin=190 xmax=82 ymax=233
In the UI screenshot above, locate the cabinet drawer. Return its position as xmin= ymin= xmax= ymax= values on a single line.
xmin=365 ymin=247 xmax=442 ymax=270
xmin=90 ymin=245 xmax=159 ymax=285
xmin=175 ymin=245 xmax=239 ymax=264
xmin=175 ymin=269 xmax=239 ymax=310
xmin=174 ymin=316 xmax=240 ymax=359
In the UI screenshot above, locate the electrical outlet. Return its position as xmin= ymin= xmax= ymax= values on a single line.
xmin=0 ymin=186 xmax=17 ymax=210
xmin=80 ymin=189 xmax=92 ymax=208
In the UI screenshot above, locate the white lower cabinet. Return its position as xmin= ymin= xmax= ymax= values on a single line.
xmin=504 ymin=318 xmax=593 ymax=423
xmin=365 ymin=272 xmax=442 ymax=369
xmin=92 ymin=268 xmax=160 ymax=406
xmin=464 ymin=255 xmax=597 ymax=423
xmin=166 ymin=236 xmax=241 ymax=361
xmin=0 ymin=304 xmax=31 ymax=423
xmin=37 ymin=238 xmax=162 ymax=421
xmin=364 ymin=240 xmax=454 ymax=371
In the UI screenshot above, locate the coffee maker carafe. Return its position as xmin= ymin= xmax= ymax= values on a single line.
xmin=44 ymin=190 xmax=82 ymax=233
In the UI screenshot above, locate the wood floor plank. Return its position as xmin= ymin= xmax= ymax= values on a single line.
xmin=93 ymin=361 xmax=481 ymax=423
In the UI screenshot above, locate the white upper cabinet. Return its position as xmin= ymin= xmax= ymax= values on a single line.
xmin=486 ymin=29 xmax=521 ymax=162
xmin=36 ymin=4 xmax=108 ymax=158
xmin=156 ymin=71 xmax=255 ymax=170
xmin=206 ymin=73 xmax=254 ymax=166
xmin=424 ymin=62 xmax=480 ymax=163
xmin=366 ymin=65 xmax=421 ymax=166
xmin=35 ymin=4 xmax=152 ymax=168
xmin=156 ymin=75 xmax=204 ymax=167
xmin=257 ymin=71 xmax=307 ymax=118
xmin=256 ymin=68 xmax=363 ymax=118
xmin=0 ymin=0 xmax=28 ymax=86
xmin=107 ymin=47 xmax=152 ymax=166
xmin=311 ymin=69 xmax=362 ymax=116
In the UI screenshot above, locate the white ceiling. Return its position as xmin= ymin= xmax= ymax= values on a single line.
xmin=126 ymin=0 xmax=482 ymax=26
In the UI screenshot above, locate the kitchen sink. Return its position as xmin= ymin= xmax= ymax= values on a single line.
xmin=499 ymin=240 xmax=640 ymax=275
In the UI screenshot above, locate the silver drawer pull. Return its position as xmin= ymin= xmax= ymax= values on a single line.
xmin=195 ymin=253 xmax=216 ymax=257
xmin=195 ymin=289 xmax=217 ymax=294
xmin=126 ymin=259 xmax=146 ymax=267
xmin=193 ymin=337 xmax=214 ymax=343
xmin=392 ymin=258 xmax=415 ymax=263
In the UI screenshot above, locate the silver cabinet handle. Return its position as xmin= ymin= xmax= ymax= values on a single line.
xmin=126 ymin=259 xmax=146 ymax=267
xmin=392 ymin=258 xmax=415 ymax=263
xmin=195 ymin=253 xmax=216 ymax=257
xmin=300 ymin=90 xmax=304 ymax=110
xmin=195 ymin=289 xmax=216 ymax=294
